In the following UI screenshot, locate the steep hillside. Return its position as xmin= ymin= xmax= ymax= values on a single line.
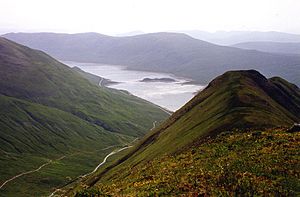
xmin=0 ymin=37 xmax=168 ymax=137
xmin=0 ymin=94 xmax=126 ymax=154
xmin=68 ymin=70 xmax=300 ymax=196
xmin=0 ymin=38 xmax=168 ymax=196
xmin=3 ymin=32 xmax=300 ymax=86
xmin=232 ymin=41 xmax=300 ymax=55
xmin=82 ymin=128 xmax=300 ymax=196
xmin=102 ymin=70 xmax=300 ymax=163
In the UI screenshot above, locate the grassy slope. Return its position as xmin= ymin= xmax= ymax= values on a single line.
xmin=0 ymin=146 xmax=124 ymax=197
xmin=0 ymin=38 xmax=169 ymax=196
xmin=69 ymin=70 xmax=300 ymax=196
xmin=71 ymin=66 xmax=103 ymax=86
xmin=0 ymin=94 xmax=133 ymax=197
xmin=101 ymin=70 xmax=300 ymax=167
xmin=0 ymin=37 xmax=169 ymax=137
xmin=87 ymin=128 xmax=300 ymax=196
xmin=0 ymin=94 xmax=127 ymax=155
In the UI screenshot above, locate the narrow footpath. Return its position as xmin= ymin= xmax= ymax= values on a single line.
xmin=49 ymin=139 xmax=138 ymax=197
xmin=0 ymin=156 xmax=66 ymax=189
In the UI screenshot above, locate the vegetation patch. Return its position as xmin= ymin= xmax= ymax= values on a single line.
xmin=78 ymin=128 xmax=299 ymax=196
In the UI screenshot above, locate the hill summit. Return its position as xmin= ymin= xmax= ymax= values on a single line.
xmin=126 ymin=70 xmax=300 ymax=159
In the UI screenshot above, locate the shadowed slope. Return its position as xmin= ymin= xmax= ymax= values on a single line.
xmin=0 ymin=37 xmax=169 ymax=137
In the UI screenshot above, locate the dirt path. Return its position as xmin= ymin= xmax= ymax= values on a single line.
xmin=0 ymin=156 xmax=66 ymax=189
xmin=151 ymin=121 xmax=157 ymax=130
xmin=48 ymin=139 xmax=137 ymax=197
xmin=98 ymin=77 xmax=104 ymax=87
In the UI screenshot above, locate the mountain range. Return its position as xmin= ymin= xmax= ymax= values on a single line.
xmin=232 ymin=41 xmax=300 ymax=55
xmin=179 ymin=30 xmax=300 ymax=45
xmin=2 ymin=32 xmax=300 ymax=86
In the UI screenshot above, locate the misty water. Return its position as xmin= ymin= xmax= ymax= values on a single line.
xmin=64 ymin=61 xmax=205 ymax=111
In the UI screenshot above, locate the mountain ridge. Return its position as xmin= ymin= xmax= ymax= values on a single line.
xmin=71 ymin=70 xmax=300 ymax=190
xmin=179 ymin=30 xmax=300 ymax=45
xmin=232 ymin=41 xmax=300 ymax=55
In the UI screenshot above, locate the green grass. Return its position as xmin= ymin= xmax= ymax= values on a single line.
xmin=60 ymin=146 xmax=134 ymax=196
xmin=76 ymin=128 xmax=300 ymax=196
xmin=0 ymin=94 xmax=131 ymax=154
xmin=0 ymin=146 xmax=125 ymax=197
xmin=0 ymin=94 xmax=134 ymax=196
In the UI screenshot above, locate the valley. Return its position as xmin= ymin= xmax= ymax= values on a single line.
xmin=0 ymin=37 xmax=169 ymax=196
xmin=0 ymin=28 xmax=300 ymax=197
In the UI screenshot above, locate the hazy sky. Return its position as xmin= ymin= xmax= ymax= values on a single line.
xmin=1 ymin=0 xmax=299 ymax=35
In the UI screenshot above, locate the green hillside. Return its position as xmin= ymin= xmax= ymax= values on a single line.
xmin=81 ymin=128 xmax=300 ymax=196
xmin=98 ymin=70 xmax=300 ymax=165
xmin=0 ymin=38 xmax=168 ymax=137
xmin=69 ymin=70 xmax=300 ymax=196
xmin=0 ymin=38 xmax=168 ymax=196
xmin=0 ymin=94 xmax=127 ymax=154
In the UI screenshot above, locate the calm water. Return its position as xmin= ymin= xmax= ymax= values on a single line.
xmin=63 ymin=61 xmax=205 ymax=111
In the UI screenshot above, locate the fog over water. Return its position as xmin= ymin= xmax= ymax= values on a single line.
xmin=64 ymin=61 xmax=205 ymax=111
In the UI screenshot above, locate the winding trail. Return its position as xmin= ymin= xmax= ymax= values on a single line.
xmin=0 ymin=156 xmax=66 ymax=190
xmin=48 ymin=139 xmax=137 ymax=197
xmin=49 ymin=188 xmax=61 ymax=197
xmin=98 ymin=78 xmax=104 ymax=87
xmin=1 ymin=138 xmax=138 ymax=196
xmin=82 ymin=146 xmax=133 ymax=178
xmin=151 ymin=121 xmax=157 ymax=130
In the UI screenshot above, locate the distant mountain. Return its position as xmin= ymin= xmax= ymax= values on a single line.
xmin=115 ymin=31 xmax=145 ymax=37
xmin=69 ymin=70 xmax=300 ymax=196
xmin=0 ymin=38 xmax=168 ymax=196
xmin=179 ymin=30 xmax=300 ymax=45
xmin=232 ymin=41 xmax=300 ymax=55
xmin=3 ymin=32 xmax=300 ymax=86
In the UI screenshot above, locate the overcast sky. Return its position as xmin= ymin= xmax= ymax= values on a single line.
xmin=1 ymin=0 xmax=299 ymax=35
